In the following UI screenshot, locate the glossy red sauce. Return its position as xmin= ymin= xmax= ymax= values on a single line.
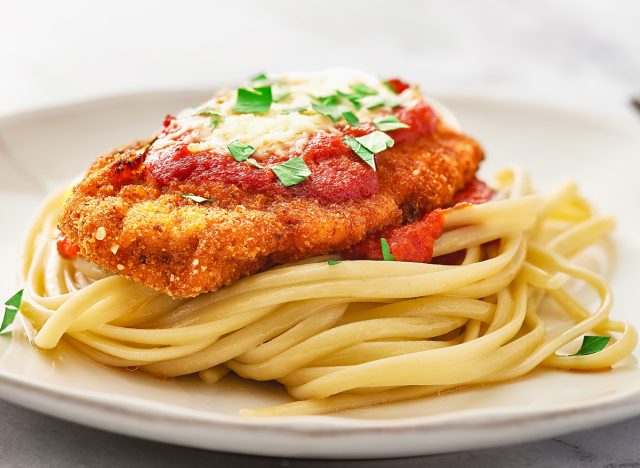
xmin=452 ymin=178 xmax=493 ymax=205
xmin=385 ymin=78 xmax=410 ymax=94
xmin=344 ymin=210 xmax=446 ymax=263
xmin=56 ymin=233 xmax=79 ymax=260
xmin=344 ymin=177 xmax=493 ymax=263
xmin=143 ymin=99 xmax=437 ymax=204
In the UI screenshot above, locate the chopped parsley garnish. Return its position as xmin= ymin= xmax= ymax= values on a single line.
xmin=356 ymin=131 xmax=395 ymax=153
xmin=181 ymin=194 xmax=213 ymax=203
xmin=373 ymin=115 xmax=409 ymax=131
xmin=381 ymin=238 xmax=395 ymax=261
xmin=343 ymin=137 xmax=376 ymax=170
xmin=195 ymin=108 xmax=223 ymax=129
xmin=1 ymin=289 xmax=23 ymax=334
xmin=251 ymin=72 xmax=267 ymax=82
xmin=327 ymin=260 xmax=342 ymax=265
xmin=342 ymin=111 xmax=360 ymax=126
xmin=343 ymin=131 xmax=394 ymax=170
xmin=273 ymin=89 xmax=291 ymax=103
xmin=281 ymin=106 xmax=310 ymax=115
xmin=572 ymin=336 xmax=611 ymax=356
xmin=234 ymin=86 xmax=273 ymax=114
xmin=336 ymin=91 xmax=363 ymax=110
xmin=227 ymin=140 xmax=256 ymax=161
xmin=271 ymin=157 xmax=311 ymax=187
xmin=383 ymin=80 xmax=398 ymax=94
xmin=311 ymin=102 xmax=344 ymax=122
xmin=349 ymin=83 xmax=378 ymax=96
xmin=246 ymin=158 xmax=264 ymax=169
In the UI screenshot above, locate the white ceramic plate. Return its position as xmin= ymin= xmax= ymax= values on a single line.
xmin=1 ymin=91 xmax=639 ymax=459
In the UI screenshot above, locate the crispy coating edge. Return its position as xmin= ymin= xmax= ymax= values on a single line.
xmin=58 ymin=128 xmax=483 ymax=297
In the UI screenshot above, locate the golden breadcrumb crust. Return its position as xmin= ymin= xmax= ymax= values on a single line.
xmin=58 ymin=128 xmax=483 ymax=297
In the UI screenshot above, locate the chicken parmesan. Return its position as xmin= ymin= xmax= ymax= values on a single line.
xmin=58 ymin=69 xmax=484 ymax=297
xmin=14 ymin=69 xmax=634 ymax=418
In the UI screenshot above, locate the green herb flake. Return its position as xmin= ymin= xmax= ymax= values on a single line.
xmin=273 ymin=89 xmax=291 ymax=103
xmin=349 ymin=83 xmax=378 ymax=96
xmin=250 ymin=73 xmax=267 ymax=82
xmin=195 ymin=108 xmax=223 ymax=129
xmin=246 ymin=158 xmax=264 ymax=169
xmin=373 ymin=115 xmax=409 ymax=131
xmin=1 ymin=289 xmax=23 ymax=334
xmin=234 ymin=86 xmax=273 ymax=114
xmin=356 ymin=131 xmax=395 ymax=153
xmin=342 ymin=111 xmax=360 ymax=127
xmin=572 ymin=335 xmax=611 ymax=356
xmin=383 ymin=80 xmax=399 ymax=94
xmin=311 ymin=102 xmax=343 ymax=122
xmin=271 ymin=157 xmax=312 ymax=187
xmin=281 ymin=106 xmax=310 ymax=115
xmin=181 ymin=194 xmax=213 ymax=203
xmin=227 ymin=140 xmax=256 ymax=162
xmin=343 ymin=137 xmax=376 ymax=170
xmin=336 ymin=91 xmax=362 ymax=110
xmin=327 ymin=260 xmax=342 ymax=266
xmin=381 ymin=238 xmax=395 ymax=261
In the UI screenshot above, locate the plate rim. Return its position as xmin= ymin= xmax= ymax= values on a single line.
xmin=1 ymin=90 xmax=640 ymax=457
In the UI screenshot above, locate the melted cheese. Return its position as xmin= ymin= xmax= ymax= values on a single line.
xmin=153 ymin=68 xmax=437 ymax=160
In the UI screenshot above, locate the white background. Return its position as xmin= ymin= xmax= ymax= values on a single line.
xmin=1 ymin=0 xmax=639 ymax=466
xmin=1 ymin=0 xmax=639 ymax=121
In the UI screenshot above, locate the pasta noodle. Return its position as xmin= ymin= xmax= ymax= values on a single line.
xmin=19 ymin=167 xmax=637 ymax=416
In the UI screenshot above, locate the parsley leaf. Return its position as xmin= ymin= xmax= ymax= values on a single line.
xmin=342 ymin=132 xmax=394 ymax=170
xmin=343 ymin=137 xmax=376 ymax=170
xmin=271 ymin=157 xmax=311 ymax=187
xmin=572 ymin=336 xmax=611 ymax=356
xmin=381 ymin=238 xmax=395 ymax=261
xmin=356 ymin=131 xmax=395 ymax=153
xmin=327 ymin=260 xmax=342 ymax=265
xmin=1 ymin=289 xmax=23 ymax=334
xmin=195 ymin=108 xmax=223 ymax=129
xmin=336 ymin=91 xmax=362 ymax=110
xmin=349 ymin=83 xmax=378 ymax=96
xmin=281 ymin=106 xmax=310 ymax=115
xmin=228 ymin=140 xmax=256 ymax=161
xmin=311 ymin=102 xmax=344 ymax=122
xmin=373 ymin=115 xmax=409 ymax=131
xmin=246 ymin=158 xmax=264 ymax=169
xmin=181 ymin=194 xmax=213 ymax=203
xmin=251 ymin=72 xmax=267 ymax=82
xmin=383 ymin=80 xmax=399 ymax=94
xmin=342 ymin=111 xmax=360 ymax=126
xmin=273 ymin=89 xmax=291 ymax=103
xmin=234 ymin=86 xmax=273 ymax=114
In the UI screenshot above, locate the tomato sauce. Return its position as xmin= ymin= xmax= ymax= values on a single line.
xmin=344 ymin=210 xmax=446 ymax=263
xmin=344 ymin=177 xmax=493 ymax=263
xmin=57 ymin=233 xmax=79 ymax=260
xmin=143 ymin=100 xmax=437 ymax=204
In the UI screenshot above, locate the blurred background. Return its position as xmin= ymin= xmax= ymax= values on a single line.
xmin=1 ymin=1 xmax=640 ymax=466
xmin=1 ymin=0 xmax=639 ymax=120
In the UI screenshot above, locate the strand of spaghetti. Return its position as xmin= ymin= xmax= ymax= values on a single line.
xmin=310 ymin=340 xmax=460 ymax=367
xmin=227 ymin=316 xmax=468 ymax=381
xmin=234 ymin=306 xmax=347 ymax=366
xmin=33 ymin=275 xmax=133 ymax=348
xmin=486 ymin=245 xmax=613 ymax=380
xmin=92 ymin=305 xmax=277 ymax=346
xmin=69 ymin=331 xmax=216 ymax=362
xmin=144 ymin=302 xmax=349 ymax=377
xmin=433 ymin=218 xmax=535 ymax=256
xmin=336 ymin=297 xmax=495 ymax=325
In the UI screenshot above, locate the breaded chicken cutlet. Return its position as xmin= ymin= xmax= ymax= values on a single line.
xmin=58 ymin=70 xmax=484 ymax=297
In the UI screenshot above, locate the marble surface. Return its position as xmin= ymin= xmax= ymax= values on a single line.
xmin=1 ymin=0 xmax=639 ymax=465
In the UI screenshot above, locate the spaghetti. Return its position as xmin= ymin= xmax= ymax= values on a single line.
xmin=19 ymin=167 xmax=637 ymax=416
